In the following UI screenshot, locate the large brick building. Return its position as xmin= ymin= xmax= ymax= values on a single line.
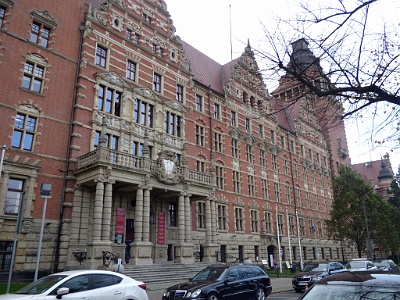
xmin=0 ymin=0 xmax=352 ymax=276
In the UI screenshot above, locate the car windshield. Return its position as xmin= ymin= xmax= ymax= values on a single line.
xmin=14 ymin=274 xmax=68 ymax=295
xmin=374 ymin=261 xmax=391 ymax=267
xmin=302 ymin=284 xmax=400 ymax=299
xmin=347 ymin=261 xmax=366 ymax=269
xmin=191 ymin=268 xmax=226 ymax=281
xmin=303 ymin=263 xmax=328 ymax=272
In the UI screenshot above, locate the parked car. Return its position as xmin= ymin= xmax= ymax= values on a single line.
xmin=162 ymin=264 xmax=272 ymax=300
xmin=345 ymin=258 xmax=377 ymax=271
xmin=292 ymin=261 xmax=348 ymax=292
xmin=297 ymin=271 xmax=400 ymax=300
xmin=373 ymin=259 xmax=400 ymax=271
xmin=0 ymin=269 xmax=148 ymax=300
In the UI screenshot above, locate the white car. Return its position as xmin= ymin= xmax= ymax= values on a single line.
xmin=0 ymin=270 xmax=148 ymax=300
xmin=345 ymin=259 xmax=378 ymax=271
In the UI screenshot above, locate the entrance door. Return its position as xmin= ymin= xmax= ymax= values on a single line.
xmin=238 ymin=245 xmax=244 ymax=263
xmin=167 ymin=244 xmax=174 ymax=261
xmin=220 ymin=245 xmax=227 ymax=263
xmin=125 ymin=219 xmax=135 ymax=242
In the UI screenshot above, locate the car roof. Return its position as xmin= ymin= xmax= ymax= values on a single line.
xmin=47 ymin=270 xmax=123 ymax=276
xmin=317 ymin=271 xmax=400 ymax=286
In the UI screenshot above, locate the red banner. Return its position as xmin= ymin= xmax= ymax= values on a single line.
xmin=158 ymin=212 xmax=166 ymax=244
xmin=115 ymin=208 xmax=125 ymax=234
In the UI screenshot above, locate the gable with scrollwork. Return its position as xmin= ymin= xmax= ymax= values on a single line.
xmin=229 ymin=127 xmax=242 ymax=140
xmin=233 ymin=197 xmax=245 ymax=207
xmin=163 ymin=99 xmax=186 ymax=113
xmin=244 ymin=134 xmax=256 ymax=145
xmin=133 ymin=87 xmax=162 ymax=103
xmin=215 ymin=194 xmax=229 ymax=204
xmin=95 ymin=71 xmax=130 ymax=89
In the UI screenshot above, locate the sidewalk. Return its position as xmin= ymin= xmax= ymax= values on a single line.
xmin=146 ymin=276 xmax=293 ymax=300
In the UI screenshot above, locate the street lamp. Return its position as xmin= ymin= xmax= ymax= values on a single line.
xmin=362 ymin=190 xmax=374 ymax=260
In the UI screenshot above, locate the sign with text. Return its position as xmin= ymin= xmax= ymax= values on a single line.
xmin=158 ymin=212 xmax=166 ymax=244
xmin=115 ymin=208 xmax=125 ymax=234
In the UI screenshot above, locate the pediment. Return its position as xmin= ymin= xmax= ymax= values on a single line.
xmin=133 ymin=87 xmax=162 ymax=103
xmin=229 ymin=127 xmax=242 ymax=139
xmin=95 ymin=71 xmax=130 ymax=89
xmin=163 ymin=99 xmax=186 ymax=113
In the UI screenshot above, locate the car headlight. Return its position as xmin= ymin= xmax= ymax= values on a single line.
xmin=186 ymin=289 xmax=201 ymax=298
xmin=313 ymin=276 xmax=323 ymax=281
xmin=163 ymin=289 xmax=169 ymax=297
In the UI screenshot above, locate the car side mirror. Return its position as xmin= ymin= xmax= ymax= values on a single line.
xmin=56 ymin=287 xmax=69 ymax=299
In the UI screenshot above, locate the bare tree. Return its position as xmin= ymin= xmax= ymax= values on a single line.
xmin=257 ymin=0 xmax=400 ymax=151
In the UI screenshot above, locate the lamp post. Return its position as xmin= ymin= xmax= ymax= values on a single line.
xmin=362 ymin=190 xmax=374 ymax=260
xmin=34 ymin=183 xmax=51 ymax=281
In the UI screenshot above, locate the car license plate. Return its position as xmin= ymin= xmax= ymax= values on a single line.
xmin=298 ymin=282 xmax=308 ymax=286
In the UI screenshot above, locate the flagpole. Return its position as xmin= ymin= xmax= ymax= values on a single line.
xmin=296 ymin=209 xmax=304 ymax=270
xmin=276 ymin=205 xmax=282 ymax=273
xmin=286 ymin=207 xmax=292 ymax=265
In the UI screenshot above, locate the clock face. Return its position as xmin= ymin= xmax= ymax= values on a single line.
xmin=163 ymin=159 xmax=175 ymax=175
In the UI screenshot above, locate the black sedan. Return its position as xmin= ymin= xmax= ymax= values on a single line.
xmin=298 ymin=271 xmax=400 ymax=299
xmin=162 ymin=264 xmax=272 ymax=300
xmin=373 ymin=259 xmax=400 ymax=271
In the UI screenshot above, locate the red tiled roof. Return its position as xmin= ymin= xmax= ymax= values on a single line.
xmin=352 ymin=159 xmax=393 ymax=187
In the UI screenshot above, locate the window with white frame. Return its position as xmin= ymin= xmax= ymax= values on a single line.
xmin=11 ymin=113 xmax=37 ymax=151
xmin=176 ymin=84 xmax=184 ymax=102
xmin=248 ymin=174 xmax=255 ymax=197
xmin=277 ymin=214 xmax=284 ymax=235
xmin=22 ymin=61 xmax=45 ymax=93
xmin=214 ymin=132 xmax=223 ymax=153
xmin=245 ymin=118 xmax=251 ymax=133
xmin=126 ymin=60 xmax=137 ymax=81
xmin=231 ymin=110 xmax=237 ymax=127
xmin=30 ymin=21 xmax=51 ymax=48
xmin=233 ymin=171 xmax=240 ymax=193
xmin=168 ymin=202 xmax=177 ymax=226
xmin=132 ymin=141 xmax=152 ymax=159
xmin=197 ymin=201 xmax=206 ymax=229
xmin=299 ymin=217 xmax=305 ymax=236
xmin=262 ymin=179 xmax=268 ymax=199
xmin=133 ymin=32 xmax=140 ymax=44
xmin=308 ymin=219 xmax=314 ymax=235
xmin=214 ymin=103 xmax=220 ymax=119
xmin=235 ymin=207 xmax=244 ymax=232
xmin=264 ymin=211 xmax=272 ymax=234
xmin=94 ymin=131 xmax=119 ymax=151
xmin=306 ymin=191 xmax=311 ymax=208
xmin=0 ymin=6 xmax=6 ymax=28
xmin=196 ymin=125 xmax=205 ymax=146
xmin=231 ymin=139 xmax=239 ymax=158
xmin=259 ymin=124 xmax=264 ymax=139
xmin=97 ymin=85 xmax=121 ymax=117
xmin=260 ymin=149 xmax=266 ymax=167
xmin=195 ymin=95 xmax=203 ymax=112
xmin=246 ymin=144 xmax=253 ymax=163
xmin=270 ymin=130 xmax=276 ymax=144
xmin=133 ymin=99 xmax=153 ymax=127
xmin=153 ymin=73 xmax=162 ymax=92
xmin=164 ymin=111 xmax=181 ymax=137
xmin=285 ymin=182 xmax=291 ymax=204
xmin=5 ymin=178 xmax=24 ymax=215
xmin=95 ymin=45 xmax=107 ymax=68
xmin=196 ymin=160 xmax=205 ymax=173
xmin=250 ymin=209 xmax=259 ymax=233
xmin=272 ymin=154 xmax=278 ymax=171
xmin=317 ymin=220 xmax=322 ymax=237
xmin=274 ymin=182 xmax=280 ymax=202
xmin=289 ymin=215 xmax=296 ymax=235
xmin=217 ymin=204 xmax=227 ymax=230
xmin=295 ymin=185 xmax=302 ymax=207
xmin=283 ymin=158 xmax=289 ymax=175
xmin=215 ymin=165 xmax=224 ymax=190
xmin=314 ymin=193 xmax=319 ymax=211
xmin=293 ymin=162 xmax=299 ymax=178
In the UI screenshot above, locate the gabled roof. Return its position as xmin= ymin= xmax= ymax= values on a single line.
xmin=352 ymin=158 xmax=394 ymax=187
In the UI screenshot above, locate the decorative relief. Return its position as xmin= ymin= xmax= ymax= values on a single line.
xmin=31 ymin=10 xmax=58 ymax=28
xmin=111 ymin=14 xmax=123 ymax=31
xmin=153 ymin=150 xmax=182 ymax=184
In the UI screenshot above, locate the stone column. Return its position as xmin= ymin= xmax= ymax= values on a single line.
xmin=101 ymin=182 xmax=112 ymax=241
xmin=184 ymin=195 xmax=191 ymax=243
xmin=142 ymin=188 xmax=151 ymax=242
xmin=205 ymin=198 xmax=212 ymax=243
xmin=178 ymin=193 xmax=185 ymax=243
xmin=134 ymin=188 xmax=143 ymax=242
xmin=70 ymin=188 xmax=83 ymax=243
xmin=92 ymin=180 xmax=104 ymax=241
xmin=0 ymin=171 xmax=9 ymax=214
xmin=210 ymin=199 xmax=216 ymax=243
xmin=24 ymin=175 xmax=36 ymax=218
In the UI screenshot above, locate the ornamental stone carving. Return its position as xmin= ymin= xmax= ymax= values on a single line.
xmin=153 ymin=150 xmax=183 ymax=184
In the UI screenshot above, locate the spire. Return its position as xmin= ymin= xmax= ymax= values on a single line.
xmin=377 ymin=157 xmax=393 ymax=181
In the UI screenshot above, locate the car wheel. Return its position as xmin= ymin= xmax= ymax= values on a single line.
xmin=295 ymin=288 xmax=303 ymax=293
xmin=256 ymin=287 xmax=265 ymax=300
xmin=206 ymin=293 xmax=219 ymax=300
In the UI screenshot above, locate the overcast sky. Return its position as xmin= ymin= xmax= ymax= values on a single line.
xmin=166 ymin=0 xmax=400 ymax=171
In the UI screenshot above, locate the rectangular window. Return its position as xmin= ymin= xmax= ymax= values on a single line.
xmin=196 ymin=125 xmax=205 ymax=146
xmin=217 ymin=205 xmax=227 ymax=230
xmin=317 ymin=220 xmax=322 ymax=237
xmin=271 ymin=130 xmax=276 ymax=144
xmin=168 ymin=202 xmax=177 ymax=226
xmin=299 ymin=217 xmax=305 ymax=236
xmin=295 ymin=186 xmax=302 ymax=207
xmin=277 ymin=214 xmax=284 ymax=235
xmin=262 ymin=179 xmax=268 ymax=199
xmin=231 ymin=139 xmax=239 ymax=158
xmin=133 ymin=99 xmax=153 ymax=127
xmin=306 ymin=191 xmax=311 ymax=208
xmin=5 ymin=178 xmax=24 ymax=215
xmin=97 ymin=85 xmax=121 ymax=116
xmin=259 ymin=124 xmax=264 ymax=139
xmin=143 ymin=13 xmax=152 ymax=24
xmin=152 ymin=43 xmax=157 ymax=53
xmin=309 ymin=219 xmax=314 ymax=235
xmin=233 ymin=171 xmax=240 ymax=193
xmin=195 ymin=95 xmax=203 ymax=112
xmin=126 ymin=61 xmax=137 ymax=81
xmin=285 ymin=183 xmax=291 ymax=204
xmin=272 ymin=154 xmax=278 ymax=171
xmin=251 ymin=210 xmax=259 ymax=233
xmin=159 ymin=47 xmax=164 ymax=57
xmin=197 ymin=202 xmax=206 ymax=229
xmin=164 ymin=112 xmax=181 ymax=137
xmin=290 ymin=140 xmax=295 ymax=153
xmin=176 ymin=84 xmax=184 ymax=102
xmin=274 ymin=182 xmax=280 ymax=202
xmin=153 ymin=73 xmax=162 ymax=92
xmin=260 ymin=149 xmax=266 ymax=167
xmin=0 ymin=6 xmax=5 ymax=28
xmin=95 ymin=45 xmax=107 ymax=68
xmin=126 ymin=29 xmax=132 ymax=39
xmin=216 ymin=166 xmax=224 ymax=189
xmin=12 ymin=113 xmax=37 ymax=151
xmin=94 ymin=131 xmax=119 ymax=151
xmin=214 ymin=103 xmax=220 ymax=119
xmin=235 ymin=207 xmax=244 ymax=232
xmin=289 ymin=215 xmax=296 ymax=235
xmin=248 ymin=175 xmax=255 ymax=197
xmin=245 ymin=118 xmax=251 ymax=133
xmin=196 ymin=160 xmax=205 ymax=173
xmin=264 ymin=211 xmax=272 ymax=234
xmin=133 ymin=32 xmax=140 ymax=44
xmin=231 ymin=111 xmax=237 ymax=127
xmin=283 ymin=159 xmax=289 ymax=175
xmin=281 ymin=135 xmax=286 ymax=149
xmin=294 ymin=163 xmax=299 ymax=178
xmin=246 ymin=145 xmax=253 ymax=163
xmin=22 ymin=61 xmax=44 ymax=93
xmin=214 ymin=132 xmax=223 ymax=153
xmin=30 ymin=21 xmax=50 ymax=47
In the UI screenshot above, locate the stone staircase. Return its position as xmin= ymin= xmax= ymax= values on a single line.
xmin=123 ymin=262 xmax=215 ymax=285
